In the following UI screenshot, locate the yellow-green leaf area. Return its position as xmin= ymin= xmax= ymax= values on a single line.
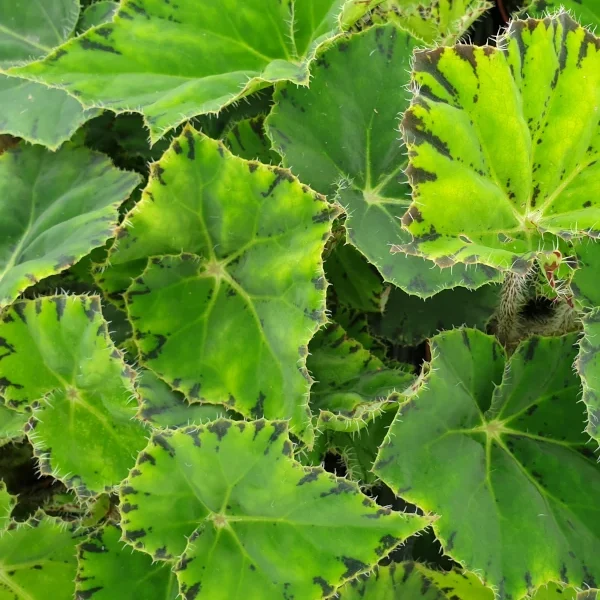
xmin=120 ymin=420 xmax=430 ymax=599
xmin=400 ymin=13 xmax=600 ymax=275
xmin=0 ymin=296 xmax=148 ymax=496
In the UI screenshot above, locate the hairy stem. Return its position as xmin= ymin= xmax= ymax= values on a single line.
xmin=496 ymin=271 xmax=529 ymax=346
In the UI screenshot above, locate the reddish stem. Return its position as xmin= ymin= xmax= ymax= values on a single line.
xmin=497 ymin=0 xmax=509 ymax=23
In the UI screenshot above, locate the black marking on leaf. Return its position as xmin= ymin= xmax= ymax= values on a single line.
xmin=582 ymin=564 xmax=598 ymax=589
xmin=121 ymin=503 xmax=138 ymax=513
xmin=560 ymin=563 xmax=569 ymax=584
xmin=208 ymin=420 xmax=231 ymax=441
xmin=525 ymin=404 xmax=538 ymax=416
xmin=184 ymin=130 xmax=196 ymax=160
xmin=124 ymin=529 xmax=146 ymax=542
xmin=138 ymin=451 xmax=156 ymax=466
xmin=121 ymin=485 xmax=137 ymax=495
xmin=313 ymin=576 xmax=334 ymax=596
xmin=446 ymin=531 xmax=457 ymax=551
xmin=364 ymin=508 xmax=391 ymax=519
xmin=402 ymin=561 xmax=415 ymax=582
xmin=340 ymin=556 xmax=368 ymax=579
xmin=524 ymin=337 xmax=539 ymax=362
xmin=510 ymin=256 xmax=530 ymax=274
xmin=76 ymin=587 xmax=104 ymax=599
xmin=461 ymin=330 xmax=471 ymax=350
xmin=153 ymin=434 xmax=176 ymax=456
xmin=404 ymin=110 xmax=452 ymax=160
xmin=189 ymin=383 xmax=201 ymax=399
xmin=406 ymin=166 xmax=437 ymax=184
xmin=182 ymin=582 xmax=201 ymax=600
xmin=297 ymin=470 xmax=320 ymax=486
xmin=268 ymin=422 xmax=286 ymax=445
xmin=80 ymin=39 xmax=121 ymax=54
xmin=253 ymin=420 xmax=266 ymax=439
xmin=251 ymin=392 xmax=266 ymax=419
xmin=154 ymin=546 xmax=173 ymax=560
xmin=282 ymin=440 xmax=292 ymax=456
xmin=151 ymin=163 xmax=166 ymax=185
xmin=49 ymin=48 xmax=67 ymax=62
xmin=312 ymin=276 xmax=325 ymax=290
xmin=80 ymin=542 xmax=107 ymax=554
xmin=455 ymin=45 xmax=478 ymax=74
xmin=524 ymin=571 xmax=533 ymax=592
xmin=376 ymin=534 xmax=400 ymax=557
xmin=173 ymin=141 xmax=182 ymax=154
xmin=320 ymin=480 xmax=354 ymax=498
xmin=312 ymin=207 xmax=335 ymax=224
xmin=402 ymin=205 xmax=424 ymax=227
xmin=187 ymin=429 xmax=202 ymax=447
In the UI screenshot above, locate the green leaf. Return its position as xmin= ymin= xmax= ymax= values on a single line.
xmin=101 ymin=128 xmax=336 ymax=443
xmin=10 ymin=0 xmax=350 ymax=142
xmin=76 ymin=523 xmax=178 ymax=600
xmin=0 ymin=404 xmax=27 ymax=447
xmin=327 ymin=410 xmax=397 ymax=486
xmin=0 ymin=143 xmax=139 ymax=309
xmin=308 ymin=323 xmax=413 ymax=432
xmin=0 ymin=296 xmax=148 ymax=497
xmin=0 ymin=514 xmax=79 ymax=600
xmin=571 ymin=241 xmax=600 ymax=309
xmin=374 ymin=329 xmax=600 ymax=599
xmin=222 ymin=116 xmax=280 ymax=164
xmin=526 ymin=1 xmax=600 ymax=31
xmin=325 ymin=242 xmax=385 ymax=313
xmin=0 ymin=481 xmax=15 ymax=531
xmin=78 ymin=1 xmax=119 ymax=31
xmin=342 ymin=0 xmax=492 ymax=44
xmin=137 ymin=370 xmax=234 ymax=429
xmin=369 ymin=284 xmax=500 ymax=346
xmin=400 ymin=13 xmax=600 ymax=275
xmin=120 ymin=420 xmax=430 ymax=598
xmin=267 ymin=24 xmax=500 ymax=298
xmin=337 ymin=562 xmax=494 ymax=599
xmin=0 ymin=0 xmax=100 ymax=148
xmin=576 ymin=309 xmax=600 ymax=444
xmin=0 ymin=0 xmax=79 ymax=65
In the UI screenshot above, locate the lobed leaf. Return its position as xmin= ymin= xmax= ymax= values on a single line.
xmin=0 ymin=143 xmax=139 ymax=309
xmin=400 ymin=13 xmax=600 ymax=275
xmin=267 ymin=24 xmax=500 ymax=298
xmin=342 ymin=0 xmax=492 ymax=44
xmin=308 ymin=323 xmax=414 ymax=432
xmin=76 ymin=523 xmax=178 ymax=600
xmin=102 ymin=128 xmax=336 ymax=443
xmin=0 ymin=514 xmax=79 ymax=600
xmin=375 ymin=329 xmax=600 ymax=599
xmin=0 ymin=296 xmax=148 ymax=496
xmin=10 ymin=0 xmax=350 ymax=142
xmin=576 ymin=309 xmax=600 ymax=444
xmin=120 ymin=419 xmax=430 ymax=598
xmin=0 ymin=0 xmax=100 ymax=148
xmin=337 ymin=562 xmax=494 ymax=599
